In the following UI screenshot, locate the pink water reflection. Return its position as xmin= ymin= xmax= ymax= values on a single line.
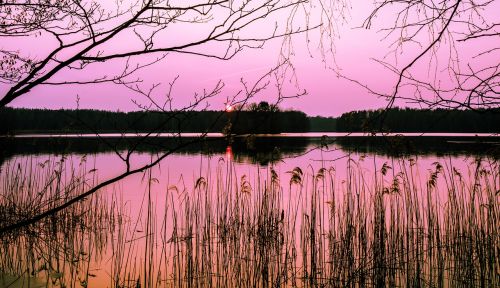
xmin=0 ymin=142 xmax=498 ymax=287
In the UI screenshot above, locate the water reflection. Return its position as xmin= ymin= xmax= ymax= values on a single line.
xmin=334 ymin=135 xmax=500 ymax=157
xmin=225 ymin=145 xmax=233 ymax=161
xmin=1 ymin=135 xmax=499 ymax=166
xmin=0 ymin=136 xmax=499 ymax=287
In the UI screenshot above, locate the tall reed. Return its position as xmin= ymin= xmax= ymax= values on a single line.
xmin=1 ymin=155 xmax=498 ymax=287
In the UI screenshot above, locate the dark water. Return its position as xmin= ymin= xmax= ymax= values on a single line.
xmin=1 ymin=133 xmax=499 ymax=164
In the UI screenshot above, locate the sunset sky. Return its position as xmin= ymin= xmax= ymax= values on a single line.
xmin=1 ymin=1 xmax=497 ymax=116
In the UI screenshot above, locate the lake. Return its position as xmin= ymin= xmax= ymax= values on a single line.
xmin=0 ymin=134 xmax=499 ymax=287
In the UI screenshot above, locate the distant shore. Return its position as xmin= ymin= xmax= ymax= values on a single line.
xmin=2 ymin=107 xmax=499 ymax=134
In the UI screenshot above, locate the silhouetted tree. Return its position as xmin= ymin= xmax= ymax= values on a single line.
xmin=0 ymin=0 xmax=348 ymax=108
xmin=0 ymin=107 xmax=311 ymax=133
xmin=347 ymin=0 xmax=499 ymax=111
xmin=0 ymin=0 xmax=347 ymax=232
xmin=335 ymin=108 xmax=500 ymax=133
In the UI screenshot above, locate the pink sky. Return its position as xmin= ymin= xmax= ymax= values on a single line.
xmin=1 ymin=1 xmax=498 ymax=116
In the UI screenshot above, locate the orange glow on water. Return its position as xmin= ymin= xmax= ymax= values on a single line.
xmin=225 ymin=145 xmax=233 ymax=160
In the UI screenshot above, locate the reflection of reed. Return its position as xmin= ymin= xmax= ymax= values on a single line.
xmin=0 ymin=156 xmax=114 ymax=287
xmin=0 ymin=156 xmax=499 ymax=287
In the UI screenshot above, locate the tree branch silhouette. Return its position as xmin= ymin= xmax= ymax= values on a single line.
xmin=347 ymin=0 xmax=498 ymax=112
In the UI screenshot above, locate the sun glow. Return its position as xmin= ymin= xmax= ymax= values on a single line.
xmin=225 ymin=104 xmax=233 ymax=112
xmin=225 ymin=145 xmax=233 ymax=160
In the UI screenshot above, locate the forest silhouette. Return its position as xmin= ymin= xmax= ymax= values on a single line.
xmin=2 ymin=107 xmax=499 ymax=134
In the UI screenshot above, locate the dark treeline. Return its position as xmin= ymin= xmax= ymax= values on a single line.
xmin=309 ymin=116 xmax=337 ymax=132
xmin=0 ymin=107 xmax=310 ymax=134
xmin=1 ymin=107 xmax=499 ymax=134
xmin=336 ymin=108 xmax=500 ymax=133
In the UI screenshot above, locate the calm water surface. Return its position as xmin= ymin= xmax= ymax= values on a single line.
xmin=0 ymin=135 xmax=499 ymax=287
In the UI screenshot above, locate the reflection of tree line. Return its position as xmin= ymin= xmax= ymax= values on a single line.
xmin=2 ymin=135 xmax=499 ymax=169
xmin=0 ymin=137 xmax=311 ymax=166
xmin=334 ymin=136 xmax=500 ymax=158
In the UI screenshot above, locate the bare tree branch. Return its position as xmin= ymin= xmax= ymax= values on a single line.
xmin=349 ymin=0 xmax=499 ymax=111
